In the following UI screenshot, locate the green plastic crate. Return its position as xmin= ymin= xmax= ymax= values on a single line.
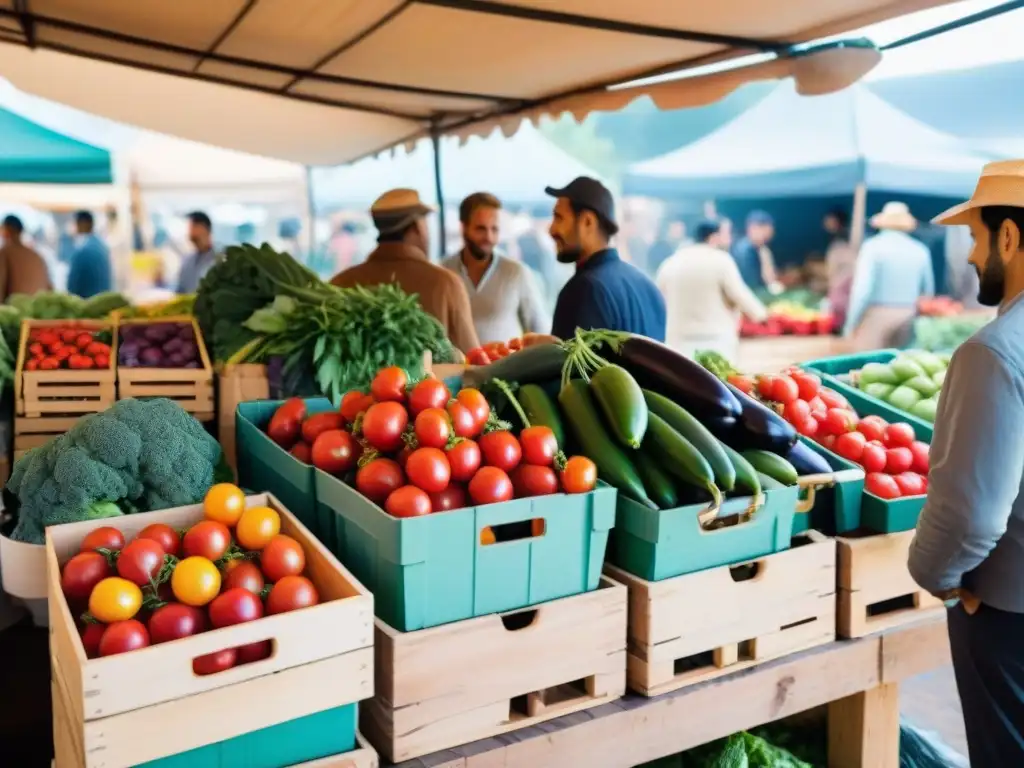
xmin=235 ymin=398 xmax=337 ymax=543
xmin=138 ymin=702 xmax=357 ymax=768
xmin=800 ymin=437 xmax=866 ymax=534
xmin=607 ymin=484 xmax=799 ymax=581
xmin=316 ymin=470 xmax=616 ymax=631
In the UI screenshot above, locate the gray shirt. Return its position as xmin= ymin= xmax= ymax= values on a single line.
xmin=442 ymin=251 xmax=550 ymax=345
xmin=177 ymin=248 xmax=219 ymax=294
xmin=909 ymin=291 xmax=1024 ymax=612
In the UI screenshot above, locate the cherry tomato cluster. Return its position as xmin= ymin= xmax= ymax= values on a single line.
xmin=62 ymin=483 xmax=320 ymax=672
xmin=23 ymin=326 xmax=111 ymax=371
xmin=465 ymin=333 xmax=552 ymax=366
xmin=737 ymin=368 xmax=930 ymax=500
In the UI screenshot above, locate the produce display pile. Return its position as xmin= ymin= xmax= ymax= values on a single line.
xmin=119 ymin=321 xmax=201 ymax=369
xmin=911 ymin=313 xmax=992 ymax=353
xmin=846 ymin=349 xmax=949 ymax=424
xmin=59 ymin=483 xmax=320 ymax=668
xmin=741 ymin=299 xmax=835 ymax=337
xmin=22 ymin=325 xmax=112 ymax=371
xmin=465 ymin=333 xmax=550 ymax=366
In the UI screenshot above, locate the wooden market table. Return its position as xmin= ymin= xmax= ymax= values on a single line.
xmin=737 ymin=335 xmax=850 ymax=373
xmin=388 ymin=617 xmax=951 ymax=768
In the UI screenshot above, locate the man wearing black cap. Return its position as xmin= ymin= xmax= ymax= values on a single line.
xmin=545 ymin=177 xmax=666 ymax=342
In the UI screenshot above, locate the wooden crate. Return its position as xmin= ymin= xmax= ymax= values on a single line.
xmin=837 ymin=530 xmax=945 ymax=638
xmin=218 ymin=363 xmax=270 ymax=474
xmin=117 ymin=316 xmax=214 ymax=418
xmin=363 ymin=577 xmax=627 ymax=763
xmin=12 ymin=414 xmax=87 ymax=463
xmin=292 ymin=734 xmax=378 ymax=768
xmin=737 ymin=335 xmax=849 ymax=374
xmin=608 ymin=531 xmax=836 ymax=698
xmin=47 ymin=492 xmax=374 ymax=768
xmin=15 ymin=319 xmax=117 ymax=417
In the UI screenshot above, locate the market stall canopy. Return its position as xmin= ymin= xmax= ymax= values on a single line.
xmin=623 ymin=81 xmax=999 ymax=199
xmin=0 ymin=0 xmax=955 ymax=165
xmin=0 ymin=104 xmax=111 ymax=184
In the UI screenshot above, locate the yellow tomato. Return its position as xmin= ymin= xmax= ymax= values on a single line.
xmin=235 ymin=506 xmax=281 ymax=550
xmin=88 ymin=577 xmax=142 ymax=623
xmin=171 ymin=557 xmax=222 ymax=607
xmin=204 ymin=483 xmax=247 ymax=527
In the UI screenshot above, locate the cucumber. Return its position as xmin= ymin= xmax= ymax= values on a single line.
xmin=756 ymin=472 xmax=787 ymax=491
xmin=643 ymin=389 xmax=736 ymax=492
xmin=590 ymin=364 xmax=648 ymax=448
xmin=635 ymin=448 xmax=679 ymax=510
xmin=720 ymin=442 xmax=762 ymax=499
xmin=643 ymin=412 xmax=719 ymax=504
xmin=742 ymin=450 xmax=799 ymax=486
xmin=558 ymin=379 xmax=654 ymax=508
xmin=462 ymin=343 xmax=567 ymax=388
xmin=518 ymin=384 xmax=565 ymax=448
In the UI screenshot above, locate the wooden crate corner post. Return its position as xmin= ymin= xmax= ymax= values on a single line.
xmin=217 ymin=362 xmax=270 ymax=473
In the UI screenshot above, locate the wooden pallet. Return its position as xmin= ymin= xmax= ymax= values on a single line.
xmin=837 ymin=530 xmax=945 ymax=638
xmin=14 ymin=319 xmax=117 ymax=418
xmin=117 ymin=316 xmax=214 ymax=416
xmin=363 ymin=577 xmax=627 ymax=763
xmin=12 ymin=414 xmax=87 ymax=462
xmin=608 ymin=531 xmax=836 ymax=698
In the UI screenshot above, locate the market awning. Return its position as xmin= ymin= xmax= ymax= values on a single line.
xmin=0 ymin=103 xmax=111 ymax=184
xmin=0 ymin=1 xmax=958 ymax=165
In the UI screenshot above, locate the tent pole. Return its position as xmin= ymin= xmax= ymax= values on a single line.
xmin=431 ymin=128 xmax=447 ymax=259
xmin=304 ymin=165 xmax=316 ymax=262
xmin=850 ymin=183 xmax=867 ymax=251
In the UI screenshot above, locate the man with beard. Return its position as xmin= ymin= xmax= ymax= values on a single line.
xmin=546 ymin=177 xmax=665 ymax=342
xmin=442 ymin=192 xmax=549 ymax=345
xmin=177 ymin=211 xmax=219 ymax=294
xmin=908 ymin=160 xmax=1024 ymax=767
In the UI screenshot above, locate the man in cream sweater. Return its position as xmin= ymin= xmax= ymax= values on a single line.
xmin=655 ymin=218 xmax=767 ymax=362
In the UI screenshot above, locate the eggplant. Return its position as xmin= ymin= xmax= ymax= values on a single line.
xmin=600 ymin=335 xmax=741 ymax=423
xmin=719 ymin=383 xmax=797 ymax=454
xmin=786 ymin=439 xmax=833 ymax=476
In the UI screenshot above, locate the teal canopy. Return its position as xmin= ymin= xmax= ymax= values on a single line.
xmin=0 ymin=106 xmax=112 ymax=184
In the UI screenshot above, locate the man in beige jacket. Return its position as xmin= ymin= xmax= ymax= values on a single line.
xmin=655 ymin=218 xmax=767 ymax=362
xmin=0 ymin=214 xmax=51 ymax=300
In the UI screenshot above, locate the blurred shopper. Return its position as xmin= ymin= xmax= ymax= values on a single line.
xmin=647 ymin=218 xmax=689 ymax=274
xmin=731 ymin=210 xmax=782 ymax=293
xmin=546 ymin=177 xmax=665 ymax=341
xmin=843 ymin=202 xmax=934 ymax=348
xmin=443 ymin=192 xmax=549 ymax=345
xmin=945 ymin=223 xmax=981 ymax=309
xmin=0 ymin=214 xmax=51 ymax=300
xmin=178 ymin=211 xmax=219 ymax=294
xmin=823 ymin=207 xmax=856 ymax=328
xmin=67 ymin=211 xmax=112 ymax=298
xmin=655 ymin=218 xmax=765 ymax=362
xmin=331 ymin=189 xmax=479 ymax=353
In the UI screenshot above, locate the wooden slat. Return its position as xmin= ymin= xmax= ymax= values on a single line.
xmin=293 ymin=733 xmax=379 ymax=768
xmin=828 ymin=682 xmax=901 ymax=768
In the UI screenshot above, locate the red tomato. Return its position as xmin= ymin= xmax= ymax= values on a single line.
xmin=508 ymin=337 xmax=523 ymax=351
xmin=446 ymin=401 xmax=478 ymax=438
xmin=796 ymin=417 xmax=818 ymax=438
xmin=560 ymin=455 xmax=598 ymax=494
xmin=356 ymin=458 xmax=405 ymax=503
xmin=415 ymin=408 xmax=452 ymax=449
xmin=883 ymin=422 xmax=916 ymax=449
xmin=339 ymin=391 xmax=374 ymax=424
xmin=405 ymin=447 xmax=451 ymax=493
xmin=80 ymin=622 xmax=106 ymax=659
xmin=856 ymin=415 xmax=887 ymax=443
xmin=267 ymin=398 xmax=305 ymax=448
xmin=861 ymin=443 xmax=888 ymax=473
xmin=223 ymin=561 xmax=265 ymax=595
xmin=782 ymin=399 xmax=811 ymax=426
xmin=486 ymin=342 xmax=510 ymax=359
xmin=408 ymin=378 xmax=450 ymax=416
xmin=370 ymin=366 xmax=408 ymax=402
xmin=456 ymin=389 xmax=490 ymax=430
xmin=137 ymin=524 xmax=181 ymax=557
xmin=61 ymin=552 xmax=113 ymax=602
xmin=193 ymin=647 xmax=237 ymax=676
xmin=237 ymin=641 xmax=273 ymax=664
xmin=116 ymin=539 xmax=166 ymax=587
xmin=865 ymin=472 xmax=901 ymax=500
xmin=428 ymin=484 xmax=469 ymax=512
xmin=791 ymin=371 xmax=821 ymax=401
xmin=468 ymin=466 xmax=514 ymax=505
xmin=266 ymin=575 xmax=320 ymax=615
xmin=824 ymin=408 xmax=858 ymax=435
xmin=446 ymin=439 xmax=481 ymax=482
xmin=479 ymin=430 xmax=522 ymax=472
xmin=818 ymin=388 xmax=849 ymax=410
xmin=260 ymin=535 xmax=306 ymax=582
xmin=182 ymin=520 xmax=231 ymax=561
xmin=80 ymin=526 xmax=125 ymax=554
xmin=910 ymin=441 xmax=930 ymax=475
xmin=726 ymin=374 xmax=755 ymax=395
xmin=817 ymin=433 xmax=836 ymax=451
xmin=466 ymin=348 xmax=492 ymax=366
xmin=834 ymin=431 xmax=866 ymax=462
xmin=519 ymin=426 xmax=558 ymax=466
xmin=885 ymin=447 xmax=913 ymax=474
xmin=301 ymin=412 xmax=346 ymax=445
xmin=894 ymin=472 xmax=927 ymax=496
xmin=148 ymin=603 xmax=206 ymax=644
xmin=209 ymin=588 xmax=264 ymax=628
xmin=385 ymin=485 xmax=433 ymax=517
xmin=396 ymin=445 xmax=413 ymax=469
xmin=290 ymin=441 xmax=312 ymax=464
xmin=311 ymin=429 xmax=360 ymax=474
xmin=99 ymin=620 xmax=150 ymax=656
xmin=769 ymin=375 xmax=800 ymax=405
xmin=361 ymin=401 xmax=409 ymax=452
xmin=806 ymin=396 xmax=827 ymax=418
xmin=511 ymin=464 xmax=559 ymax=497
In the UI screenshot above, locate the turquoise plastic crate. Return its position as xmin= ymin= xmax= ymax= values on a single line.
xmin=316 ymin=470 xmax=616 ymax=631
xmin=800 ymin=437 xmax=866 ymax=534
xmin=607 ymin=484 xmax=799 ymax=581
xmin=235 ymin=398 xmax=337 ymax=542
xmin=138 ymin=702 xmax=356 ymax=768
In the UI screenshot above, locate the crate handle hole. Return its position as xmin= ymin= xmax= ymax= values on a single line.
xmin=192 ymin=639 xmax=275 ymax=677
xmin=728 ymin=561 xmax=761 ymax=583
xmin=500 ymin=609 xmax=538 ymax=632
xmin=480 ymin=519 xmax=545 ymax=546
xmin=867 ymin=593 xmax=917 ymax=618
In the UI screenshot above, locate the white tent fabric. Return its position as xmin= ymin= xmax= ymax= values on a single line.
xmin=0 ymin=0 xmax=953 ymax=165
xmin=624 ymin=81 xmax=999 ymax=199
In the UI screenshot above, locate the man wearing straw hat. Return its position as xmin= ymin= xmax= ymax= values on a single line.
xmin=909 ymin=160 xmax=1024 ymax=766
xmin=841 ymin=201 xmax=934 ymax=349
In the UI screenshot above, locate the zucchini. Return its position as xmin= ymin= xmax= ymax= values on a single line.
xmin=462 ymin=343 xmax=567 ymax=388
xmin=643 ymin=389 xmax=736 ymax=492
xmin=518 ymin=383 xmax=565 ymax=448
xmin=643 ymin=412 xmax=719 ymax=504
xmin=590 ymin=364 xmax=647 ymax=448
xmin=635 ymin=448 xmax=679 ymax=510
xmin=756 ymin=472 xmax=787 ymax=491
xmin=558 ymin=379 xmax=654 ymax=508
xmin=720 ymin=442 xmax=762 ymax=499
xmin=742 ymin=450 xmax=799 ymax=486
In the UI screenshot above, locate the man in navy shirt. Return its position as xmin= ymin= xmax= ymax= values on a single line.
xmin=546 ymin=178 xmax=666 ymax=342
xmin=730 ymin=210 xmax=781 ymax=292
xmin=67 ymin=211 xmax=113 ymax=298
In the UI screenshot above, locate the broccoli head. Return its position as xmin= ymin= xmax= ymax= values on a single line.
xmin=6 ymin=398 xmax=226 ymax=544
